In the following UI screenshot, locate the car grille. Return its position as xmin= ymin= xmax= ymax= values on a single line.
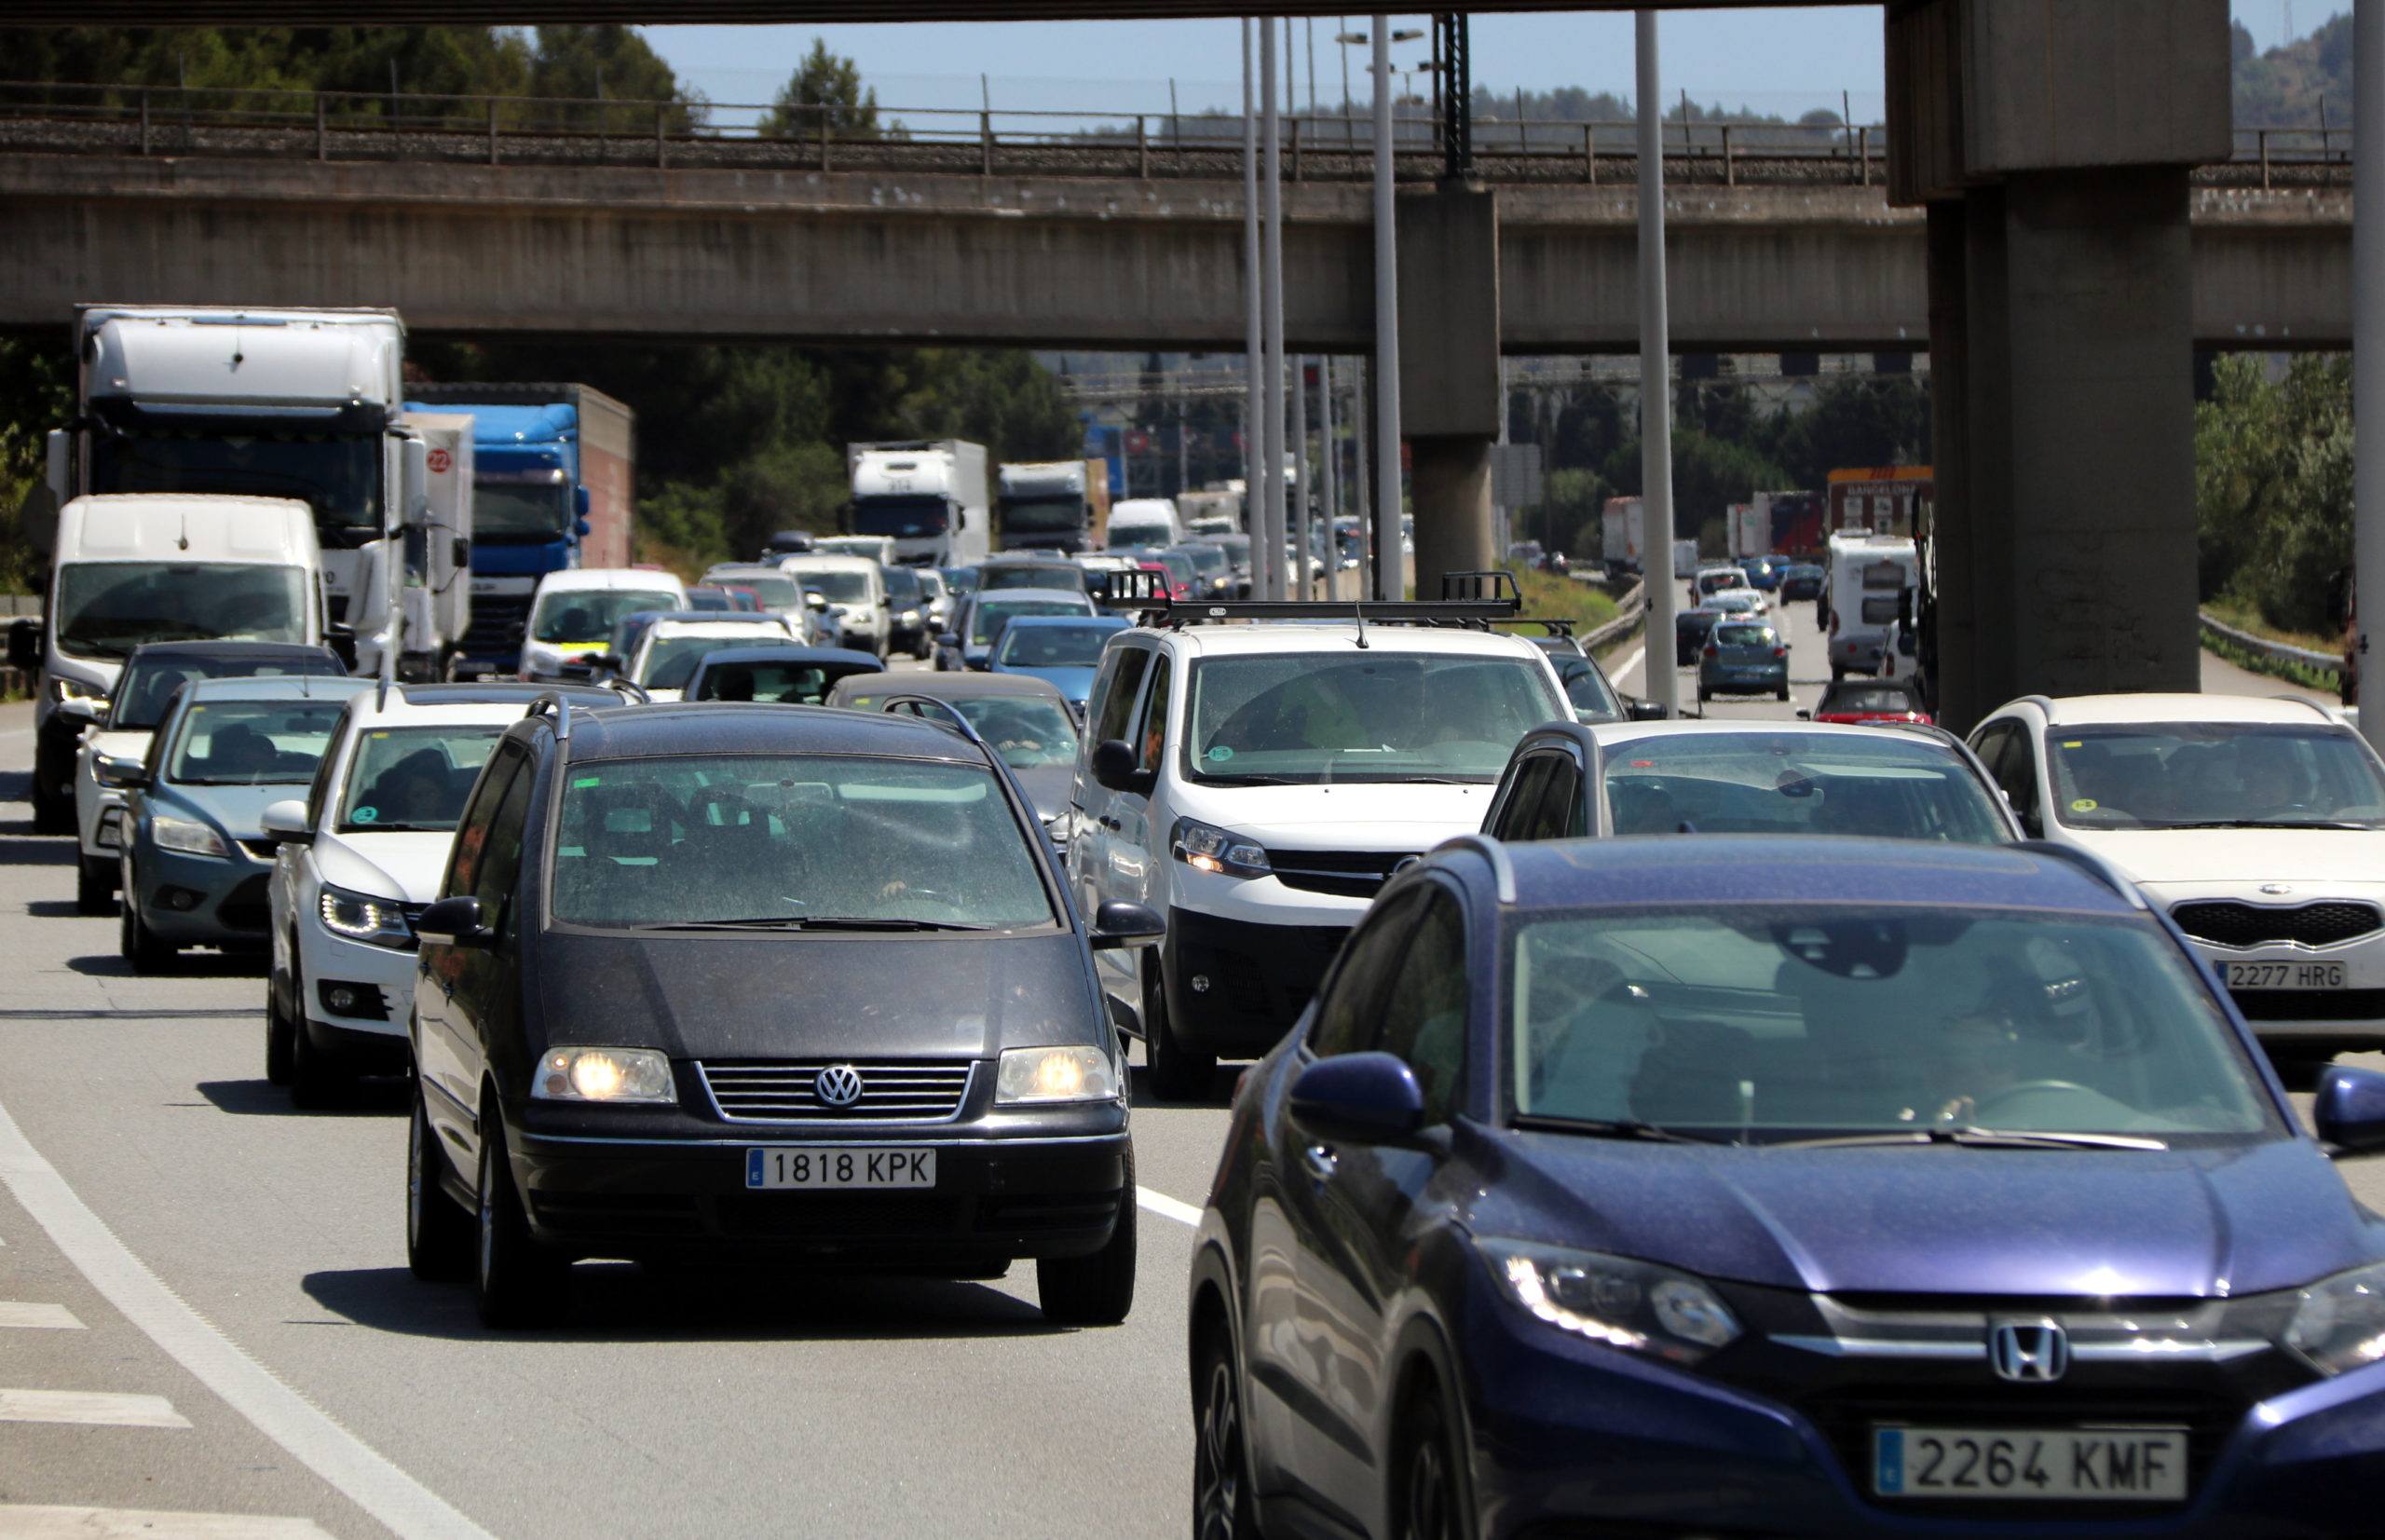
xmin=695 ymin=1059 xmax=976 ymax=1123
xmin=218 ymin=874 xmax=273 ymax=933
xmin=461 ymin=593 xmax=533 ymax=660
xmin=1263 ymin=849 xmax=1418 ymax=900
xmin=2231 ymin=988 xmax=2385 ymax=1022
xmin=2171 ymin=900 xmax=2382 ymax=948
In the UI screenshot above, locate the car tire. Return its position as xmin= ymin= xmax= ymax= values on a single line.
xmin=265 ymin=977 xmax=296 ymax=1086
xmin=288 ymin=1016 xmax=354 ymax=1111
xmin=118 ymin=872 xmax=174 ymax=974
xmin=32 ymin=774 xmax=72 ymax=836
xmin=1777 ymin=683 xmax=1792 ymax=702
xmin=1192 ymin=1320 xmax=1260 ymax=1538
xmin=1391 ymin=1373 xmax=1472 ymax=1540
xmin=1036 ymin=1145 xmax=1137 ymax=1326
xmin=1144 ymin=962 xmax=1215 ymax=1103
xmin=75 ymin=855 xmax=116 ymax=916
xmin=474 ymin=1115 xmax=566 ymax=1329
xmin=1831 ymin=664 xmax=1846 ymax=682
xmin=408 ymin=1084 xmax=474 ymax=1282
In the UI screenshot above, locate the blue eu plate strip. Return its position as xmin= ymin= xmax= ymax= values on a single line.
xmin=1875 ymin=1428 xmax=1904 ymax=1494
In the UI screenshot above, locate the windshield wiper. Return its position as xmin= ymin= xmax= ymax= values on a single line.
xmin=1512 ymin=1114 xmax=1724 ymax=1144
xmin=1195 ymin=772 xmax=1308 ymax=786
xmin=340 ymin=822 xmax=449 ymax=833
xmin=641 ymin=916 xmax=995 ymax=933
xmin=2163 ymin=819 xmax=2377 ymax=832
xmin=1773 ymin=1126 xmax=2168 ymax=1152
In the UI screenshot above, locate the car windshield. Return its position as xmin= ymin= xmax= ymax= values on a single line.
xmin=1710 ymin=593 xmax=1760 ymax=612
xmin=1555 ymin=657 xmax=1623 ymax=724
xmin=532 ymin=589 xmax=679 ymax=644
xmin=54 ymin=564 xmax=309 ymax=660
xmin=1603 ymin=731 xmax=2007 ymax=841
xmin=1713 ymin=624 xmax=1777 ymax=648
xmin=1821 ymin=685 xmax=1923 ymax=715
xmin=939 ymin=696 xmax=1080 ymax=769
xmin=884 ymin=567 xmax=923 ymax=605
xmin=980 ymin=566 xmax=1086 ymax=593
xmin=89 ymin=429 xmax=381 ymax=537
xmin=337 ymin=725 xmax=505 ymax=832
xmin=471 ymin=480 xmax=569 ymax=539
xmin=972 ymin=598 xmax=1089 ymax=646
xmin=1186 ymin=652 xmax=1565 ymax=784
xmin=551 ymin=755 xmax=1056 ymax=931
xmin=640 ymin=634 xmax=778 ymax=690
xmin=852 ymin=496 xmax=948 ymax=538
xmin=1179 ymin=545 xmax=1227 ymax=575
xmin=1509 ymin=906 xmax=2279 ymax=1143
xmin=2048 ymin=723 xmax=2385 ymax=830
xmin=996 ymin=623 xmax=1117 ymax=668
xmin=111 ymin=653 xmax=341 ymax=729
xmin=792 ymin=568 xmax=871 ymax=604
xmin=711 ymin=574 xmax=799 ymax=608
xmin=691 ymin=660 xmax=872 ymax=704
xmin=166 ymin=698 xmax=348 ymax=785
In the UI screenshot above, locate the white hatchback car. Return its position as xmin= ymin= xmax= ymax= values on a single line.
xmin=620 ymin=616 xmax=799 ymax=702
xmin=1969 ymin=693 xmax=2385 ymax=1061
xmin=1069 ymin=611 xmax=1568 ymax=1099
xmin=261 ymin=687 xmax=581 ymax=1105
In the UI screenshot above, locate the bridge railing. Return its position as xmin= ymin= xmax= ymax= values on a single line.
xmin=0 ymin=81 xmax=2350 ymax=189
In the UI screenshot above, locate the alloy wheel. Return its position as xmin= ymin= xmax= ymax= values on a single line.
xmin=1193 ymin=1350 xmax=1247 ymax=1540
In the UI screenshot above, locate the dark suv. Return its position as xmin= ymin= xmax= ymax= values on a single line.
xmin=404 ymin=697 xmax=1161 ymax=1328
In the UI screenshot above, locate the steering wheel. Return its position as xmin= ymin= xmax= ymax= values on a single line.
xmin=1969 ymin=1080 xmax=2098 ymax=1122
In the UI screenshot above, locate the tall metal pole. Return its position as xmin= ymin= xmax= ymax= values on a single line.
xmin=1353 ymin=355 xmax=1373 ymax=591
xmin=1371 ymin=14 xmax=1403 ymax=602
xmin=1320 ymin=356 xmax=1341 ymax=598
xmin=1292 ymin=354 xmax=1311 ymax=597
xmin=1243 ymin=19 xmax=1271 ymax=600
xmin=2358 ymin=0 xmax=2384 ymax=749
xmin=1636 ymin=10 xmax=1680 ymax=717
xmin=1262 ymin=20 xmax=1289 ymax=600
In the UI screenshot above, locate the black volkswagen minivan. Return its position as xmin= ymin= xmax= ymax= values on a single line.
xmin=405 ymin=697 xmax=1157 ymax=1328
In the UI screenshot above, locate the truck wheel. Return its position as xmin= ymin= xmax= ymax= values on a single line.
xmin=1144 ymin=962 xmax=1215 ymax=1103
xmin=76 ymin=855 xmax=116 ymax=917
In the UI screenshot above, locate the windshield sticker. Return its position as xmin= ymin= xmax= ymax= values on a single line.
xmin=2062 ymin=741 xmax=2082 ymax=748
xmin=572 ymin=776 xmax=602 ymax=788
xmin=351 ymin=806 xmax=378 ymax=823
xmin=1208 ymin=745 xmax=1234 ymax=762
xmin=2071 ymin=797 xmax=2097 ymax=811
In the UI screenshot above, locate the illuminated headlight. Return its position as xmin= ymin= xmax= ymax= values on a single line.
xmin=996 ymin=1045 xmax=1121 ymax=1104
xmin=1479 ymin=1239 xmax=1741 ymax=1364
xmin=899 ymin=608 xmax=921 ymax=622
xmin=152 ymin=816 xmax=229 ymax=860
xmin=532 ymin=1046 xmax=675 ymax=1104
xmin=50 ymin=676 xmax=105 ymax=705
xmin=2285 ymin=1261 xmax=2385 ymax=1376
xmin=317 ymin=886 xmax=414 ymax=949
xmin=1171 ymin=816 xmax=1270 ymax=879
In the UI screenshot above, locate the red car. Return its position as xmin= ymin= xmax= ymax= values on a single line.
xmin=1808 ymin=679 xmax=1931 ymax=726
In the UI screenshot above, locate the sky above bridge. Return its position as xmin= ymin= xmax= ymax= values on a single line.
xmin=642 ymin=1 xmax=2342 ymax=129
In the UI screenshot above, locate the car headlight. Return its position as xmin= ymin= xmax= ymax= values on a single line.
xmin=51 ymin=675 xmax=107 ymax=706
xmin=152 ymin=815 xmax=229 ymax=860
xmin=532 ymin=1046 xmax=676 ymax=1104
xmin=996 ymin=1045 xmax=1121 ymax=1104
xmin=1172 ymin=816 xmax=1271 ymax=879
xmin=1479 ymin=1239 xmax=1741 ymax=1365
xmin=318 ymin=886 xmax=414 ymax=949
xmin=900 ymin=608 xmax=921 ymax=622
xmin=2284 ymin=1261 xmax=2385 ymax=1376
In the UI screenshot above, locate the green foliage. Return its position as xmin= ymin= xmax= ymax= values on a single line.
xmin=2233 ymin=15 xmax=2351 ymax=127
xmin=2195 ymin=353 xmax=2351 ymax=636
xmin=760 ymin=40 xmax=884 ymax=140
xmin=0 ymin=337 xmax=75 ymax=595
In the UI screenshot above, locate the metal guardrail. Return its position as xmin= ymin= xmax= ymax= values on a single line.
xmin=1579 ymin=581 xmax=1646 ymax=653
xmin=2200 ymin=609 xmax=2343 ymax=678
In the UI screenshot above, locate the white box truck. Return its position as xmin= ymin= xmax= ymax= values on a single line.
xmin=847 ymin=441 xmax=990 ymax=568
xmin=1600 ymin=497 xmax=1644 ymax=577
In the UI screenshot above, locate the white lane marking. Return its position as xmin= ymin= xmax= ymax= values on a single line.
xmin=1137 ymin=1187 xmax=1201 ymax=1227
xmin=1608 ymin=646 xmax=1646 ymax=690
xmin=0 ymin=1302 xmax=82 ymax=1329
xmin=0 ymin=1506 xmax=330 ymax=1539
xmin=0 ymin=1099 xmax=497 ymax=1540
xmin=0 ymin=1389 xmax=189 ymax=1428
xmin=0 ymin=729 xmax=34 ymax=742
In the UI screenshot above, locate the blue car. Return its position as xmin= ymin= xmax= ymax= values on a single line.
xmin=106 ymin=675 xmax=366 ymax=971
xmin=1740 ymin=553 xmax=1784 ymax=591
xmin=1190 ymin=835 xmax=2385 ymax=1540
xmin=983 ymin=614 xmax=1129 ymax=718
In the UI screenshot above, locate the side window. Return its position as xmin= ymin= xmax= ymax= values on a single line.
xmin=1547 ymin=758 xmax=1590 ymax=839
xmin=1491 ymin=756 xmax=1555 ymax=841
xmin=1134 ymin=652 xmax=1174 ymax=773
xmin=1309 ymin=888 xmax=1429 ymax=1059
xmin=1375 ymin=888 xmax=1469 ymax=1124
xmin=1983 ymin=723 xmax=2042 ymax=836
xmin=304 ymin=708 xmax=357 ymax=829
xmin=443 ymin=745 xmax=523 ymax=899
xmin=1090 ymin=645 xmax=1152 ymax=748
xmin=471 ymin=756 xmax=537 ymax=934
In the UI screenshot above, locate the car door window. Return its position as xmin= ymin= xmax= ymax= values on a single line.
xmin=1372 ymin=887 xmax=1468 ymax=1124
xmin=1089 ymin=645 xmax=1152 ymax=749
xmin=1982 ymin=723 xmax=2043 ymax=837
xmin=1133 ymin=652 xmax=1174 ymax=774
xmin=471 ymin=758 xmax=536 ymax=940
xmin=1491 ymin=755 xmax=1555 ymax=841
xmin=1309 ymin=887 xmax=1429 ymax=1058
xmin=1523 ymin=754 xmax=1587 ymax=841
xmin=444 ymin=745 xmax=523 ymax=899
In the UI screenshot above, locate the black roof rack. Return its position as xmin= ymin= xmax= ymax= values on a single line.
xmin=1090 ymin=568 xmax=1521 ymax=629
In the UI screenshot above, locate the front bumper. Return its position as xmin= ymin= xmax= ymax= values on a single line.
xmin=507 ymin=1097 xmax=1129 ymax=1268
xmin=297 ymin=920 xmax=419 ymax=1051
xmin=129 ymin=842 xmax=275 ymax=947
xmin=1163 ymin=905 xmax=1351 ymax=1056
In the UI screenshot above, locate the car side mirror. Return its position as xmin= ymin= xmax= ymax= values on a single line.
xmin=7 ymin=620 xmax=40 ymax=671
xmin=508 ymin=620 xmax=527 ymax=643
xmin=55 ymin=696 xmax=102 ymax=724
xmin=1290 ymin=1053 xmax=1425 ymax=1143
xmin=808 ymin=592 xmax=829 ymax=611
xmin=451 ymin=538 xmax=471 ymax=570
xmin=259 ymin=798 xmax=313 ymax=845
xmin=416 ymin=894 xmax=495 ymax=948
xmin=1626 ymin=698 xmax=1669 ymax=722
xmin=591 ymin=653 xmax=621 ymax=676
xmin=937 ymin=633 xmax=961 ymax=650
xmin=94 ymin=755 xmax=147 ymax=790
xmin=1089 ymin=738 xmax=1154 ymax=797
xmin=1796 ymin=708 xmax=1813 ymax=721
xmin=575 ymin=486 xmax=592 ymax=518
xmin=2314 ymin=1066 xmax=2385 ymax=1155
xmin=1089 ymin=900 xmax=1165 ymax=950
xmin=576 ymin=517 xmax=593 ymax=538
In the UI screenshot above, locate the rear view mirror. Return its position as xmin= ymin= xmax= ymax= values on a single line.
xmin=416 ymin=895 xmax=495 ymax=948
xmin=574 ymin=486 xmax=592 ymax=518
xmin=2314 ymin=1066 xmax=2385 ymax=1155
xmin=7 ymin=620 xmax=39 ymax=672
xmin=937 ymin=633 xmax=961 ymax=650
xmin=1290 ymin=1053 xmax=1425 ymax=1143
xmin=808 ymin=592 xmax=830 ymax=611
xmin=1625 ymin=698 xmax=1668 ymax=722
xmin=1796 ymin=708 xmax=1813 ymax=721
xmin=1089 ymin=739 xmax=1153 ymax=797
xmin=54 ymin=696 xmax=101 ymax=725
xmin=451 ymin=538 xmax=471 ymax=569
xmin=259 ymin=799 xmax=312 ymax=845
xmin=94 ymin=755 xmax=146 ymax=790
xmin=1089 ymin=900 xmax=1165 ymax=950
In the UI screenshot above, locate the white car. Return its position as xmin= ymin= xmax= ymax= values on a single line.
xmin=1969 ymin=693 xmax=2385 ymax=1061
xmin=699 ymin=563 xmax=836 ymax=647
xmin=517 ymin=568 xmax=687 ymax=682
xmin=1068 ymin=612 xmax=1569 ymax=1099
xmin=620 ymin=616 xmax=799 ymax=702
xmin=261 ymin=687 xmax=553 ymax=1105
xmin=778 ymin=554 xmax=890 ymax=657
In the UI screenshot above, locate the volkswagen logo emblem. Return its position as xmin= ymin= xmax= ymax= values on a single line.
xmin=814 ymin=1065 xmax=865 ymax=1109
xmin=1988 ymin=1321 xmax=2069 ymax=1383
xmin=2261 ymin=883 xmax=2294 ymax=896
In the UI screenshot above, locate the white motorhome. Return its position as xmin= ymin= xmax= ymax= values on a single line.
xmin=17 ymin=494 xmax=325 ymax=825
xmin=1822 ymin=531 xmax=1920 ymax=680
xmin=1105 ymin=497 xmax=1182 ymax=550
xmin=847 ymin=440 xmax=990 ymax=568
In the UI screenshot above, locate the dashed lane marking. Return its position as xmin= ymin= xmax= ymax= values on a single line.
xmin=0 ymin=1097 xmax=497 ymax=1540
xmin=0 ymin=1389 xmax=189 ymax=1428
xmin=0 ymin=1302 xmax=82 ymax=1329
xmin=1136 ymin=1187 xmax=1201 ymax=1227
xmin=0 ymin=1506 xmax=332 ymax=1538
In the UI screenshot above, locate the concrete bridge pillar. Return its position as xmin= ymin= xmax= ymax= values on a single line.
xmin=1397 ymin=182 xmax=1501 ymax=595
xmin=1889 ymin=0 xmax=2231 ymax=731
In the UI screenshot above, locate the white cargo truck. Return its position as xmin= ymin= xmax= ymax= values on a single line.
xmin=847 ymin=440 xmax=990 ymax=568
xmin=1600 ymin=497 xmax=1645 ymax=577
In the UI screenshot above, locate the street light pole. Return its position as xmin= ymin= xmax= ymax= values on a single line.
xmin=2358 ymin=0 xmax=2383 ymax=748
xmin=1372 ymin=13 xmax=1403 ymax=602
xmin=1636 ymin=9 xmax=1680 ymax=717
xmin=1262 ymin=20 xmax=1288 ymax=600
xmin=1243 ymin=18 xmax=1271 ymax=601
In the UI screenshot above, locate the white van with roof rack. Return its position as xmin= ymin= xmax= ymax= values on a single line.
xmin=1067 ymin=576 xmax=1569 ymax=1098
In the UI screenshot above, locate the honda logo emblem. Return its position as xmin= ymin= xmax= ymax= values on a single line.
xmin=1988 ymin=1321 xmax=2069 ymax=1383
xmin=813 ymin=1065 xmax=865 ymax=1109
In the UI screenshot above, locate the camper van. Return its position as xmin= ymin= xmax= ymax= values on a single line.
xmin=1822 ymin=531 xmax=1919 ymax=680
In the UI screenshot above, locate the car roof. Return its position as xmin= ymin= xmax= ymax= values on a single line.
xmin=537 ymin=569 xmax=683 ymax=593
xmin=687 ymin=646 xmax=882 ymax=670
xmin=703 ymin=565 xmax=794 ymax=578
xmin=556 ymin=702 xmax=994 ymax=765
xmin=779 ymin=554 xmax=878 ymax=572
xmin=122 ymin=641 xmax=340 ymax=664
xmin=1483 ymin=835 xmax=2136 ymax=917
xmin=829 ymin=671 xmax=1070 ymax=702
xmin=174 ymin=675 xmax=371 ymax=702
xmin=1129 ymin=622 xmax=1551 ymax=662
xmin=2015 ymin=693 xmax=2339 ymax=727
xmin=644 ymin=618 xmax=796 ymax=639
xmin=999 ymin=614 xmax=1126 ymax=630
xmin=345 ymin=696 xmax=549 ymax=730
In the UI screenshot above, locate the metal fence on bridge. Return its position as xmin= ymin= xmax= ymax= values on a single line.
xmin=0 ymin=81 xmax=2348 ymax=190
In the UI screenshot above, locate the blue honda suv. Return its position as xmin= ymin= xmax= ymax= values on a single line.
xmin=1187 ymin=835 xmax=2385 ymax=1539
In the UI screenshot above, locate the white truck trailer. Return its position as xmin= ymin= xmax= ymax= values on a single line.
xmin=847 ymin=440 xmax=990 ymax=568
